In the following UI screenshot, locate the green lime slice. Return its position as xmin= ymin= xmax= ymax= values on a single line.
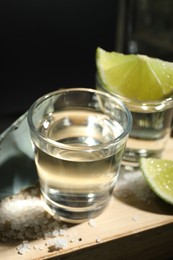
xmin=96 ymin=47 xmax=173 ymax=101
xmin=140 ymin=157 xmax=173 ymax=205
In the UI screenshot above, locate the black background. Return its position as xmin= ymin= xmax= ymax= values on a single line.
xmin=0 ymin=0 xmax=118 ymax=121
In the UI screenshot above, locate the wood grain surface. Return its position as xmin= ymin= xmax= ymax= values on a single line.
xmin=0 ymin=138 xmax=173 ymax=260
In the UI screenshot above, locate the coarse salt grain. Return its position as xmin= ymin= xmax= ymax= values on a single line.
xmin=0 ymin=186 xmax=65 ymax=241
xmin=88 ymin=219 xmax=96 ymax=227
xmin=48 ymin=238 xmax=68 ymax=251
xmin=59 ymin=229 xmax=66 ymax=236
xmin=96 ymin=237 xmax=101 ymax=243
xmin=131 ymin=215 xmax=139 ymax=222
xmin=114 ymin=170 xmax=155 ymax=203
xmin=16 ymin=241 xmax=31 ymax=255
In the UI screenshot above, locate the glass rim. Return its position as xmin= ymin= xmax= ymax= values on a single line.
xmin=27 ymin=87 xmax=132 ymax=151
xmin=96 ymin=73 xmax=173 ymax=112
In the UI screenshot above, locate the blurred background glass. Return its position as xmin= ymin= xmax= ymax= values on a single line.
xmin=116 ymin=0 xmax=173 ymax=61
xmin=115 ymin=0 xmax=173 ymax=137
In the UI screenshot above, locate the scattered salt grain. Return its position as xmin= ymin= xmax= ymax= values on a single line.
xmin=59 ymin=229 xmax=66 ymax=236
xmin=16 ymin=241 xmax=31 ymax=255
xmin=131 ymin=215 xmax=139 ymax=222
xmin=52 ymin=229 xmax=60 ymax=237
xmin=96 ymin=237 xmax=101 ymax=243
xmin=88 ymin=219 xmax=96 ymax=227
xmin=44 ymin=232 xmax=54 ymax=239
xmin=54 ymin=238 xmax=68 ymax=249
xmin=48 ymin=238 xmax=68 ymax=251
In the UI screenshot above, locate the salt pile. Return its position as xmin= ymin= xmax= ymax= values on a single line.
xmin=0 ymin=185 xmax=100 ymax=256
xmin=0 ymin=186 xmax=64 ymax=241
xmin=114 ymin=169 xmax=155 ymax=203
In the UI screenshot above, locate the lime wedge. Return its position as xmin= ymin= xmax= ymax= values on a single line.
xmin=96 ymin=47 xmax=173 ymax=101
xmin=140 ymin=158 xmax=173 ymax=205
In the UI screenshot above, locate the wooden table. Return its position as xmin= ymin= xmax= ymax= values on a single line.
xmin=0 ymin=137 xmax=173 ymax=260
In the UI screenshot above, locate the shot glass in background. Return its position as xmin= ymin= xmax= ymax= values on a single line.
xmin=27 ymin=88 xmax=132 ymax=223
xmin=96 ymin=75 xmax=173 ymax=168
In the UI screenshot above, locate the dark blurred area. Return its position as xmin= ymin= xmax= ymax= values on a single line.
xmin=1 ymin=0 xmax=173 ymax=133
xmin=119 ymin=0 xmax=173 ymax=60
xmin=0 ymin=0 xmax=119 ymax=132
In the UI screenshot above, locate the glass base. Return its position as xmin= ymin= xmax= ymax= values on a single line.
xmin=122 ymin=148 xmax=162 ymax=169
xmin=41 ymin=191 xmax=109 ymax=224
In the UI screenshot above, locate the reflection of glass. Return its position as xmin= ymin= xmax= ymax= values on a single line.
xmin=96 ymin=74 xmax=173 ymax=168
xmin=116 ymin=0 xmax=173 ymax=60
xmin=27 ymin=88 xmax=132 ymax=223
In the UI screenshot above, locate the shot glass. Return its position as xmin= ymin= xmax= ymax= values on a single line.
xmin=96 ymin=74 xmax=173 ymax=168
xmin=27 ymin=88 xmax=132 ymax=223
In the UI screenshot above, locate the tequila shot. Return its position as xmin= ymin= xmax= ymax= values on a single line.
xmin=27 ymin=88 xmax=132 ymax=223
xmin=96 ymin=75 xmax=173 ymax=167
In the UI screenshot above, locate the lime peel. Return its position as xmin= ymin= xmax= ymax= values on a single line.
xmin=140 ymin=158 xmax=173 ymax=205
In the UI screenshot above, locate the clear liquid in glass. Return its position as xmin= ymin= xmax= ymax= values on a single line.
xmin=123 ymin=108 xmax=173 ymax=167
xmin=34 ymin=110 xmax=125 ymax=223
